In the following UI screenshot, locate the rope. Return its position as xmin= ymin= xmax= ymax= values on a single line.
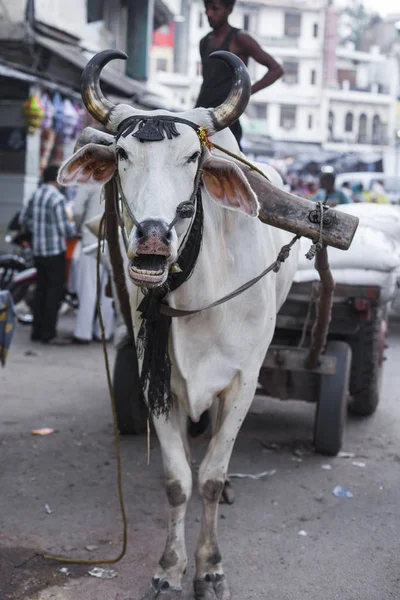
xmin=43 ymin=218 xmax=128 ymax=566
xmin=297 ymin=281 xmax=318 ymax=349
xmin=305 ymin=201 xmax=324 ymax=260
xmin=160 ymin=234 xmax=300 ymax=318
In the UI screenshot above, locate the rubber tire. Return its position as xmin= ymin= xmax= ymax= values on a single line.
xmin=113 ymin=343 xmax=148 ymax=435
xmin=347 ymin=306 xmax=385 ymax=417
xmin=9 ymin=279 xmax=35 ymax=305
xmin=314 ymin=340 xmax=351 ymax=456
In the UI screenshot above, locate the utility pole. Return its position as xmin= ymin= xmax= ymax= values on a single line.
xmin=173 ymin=0 xmax=191 ymax=75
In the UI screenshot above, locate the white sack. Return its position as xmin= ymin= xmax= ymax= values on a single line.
xmin=336 ymin=203 xmax=400 ymax=241
xmin=297 ymin=226 xmax=400 ymax=274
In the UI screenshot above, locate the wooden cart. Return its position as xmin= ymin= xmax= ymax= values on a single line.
xmin=260 ymin=279 xmax=387 ymax=455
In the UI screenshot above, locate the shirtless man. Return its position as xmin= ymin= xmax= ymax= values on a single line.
xmin=195 ymin=0 xmax=284 ymax=148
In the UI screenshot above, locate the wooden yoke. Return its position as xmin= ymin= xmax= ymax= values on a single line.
xmin=234 ymin=161 xmax=359 ymax=251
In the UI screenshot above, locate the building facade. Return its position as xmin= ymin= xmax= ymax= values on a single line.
xmin=150 ymin=0 xmax=399 ymax=163
xmin=0 ymin=0 xmax=174 ymax=243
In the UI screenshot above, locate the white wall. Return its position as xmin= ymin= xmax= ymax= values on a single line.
xmin=35 ymin=0 xmax=87 ymax=39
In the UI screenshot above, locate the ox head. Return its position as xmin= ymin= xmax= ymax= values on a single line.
xmin=59 ymin=50 xmax=258 ymax=289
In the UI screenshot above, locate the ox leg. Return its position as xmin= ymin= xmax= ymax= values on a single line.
xmin=194 ymin=374 xmax=258 ymax=600
xmin=210 ymin=400 xmax=234 ymax=506
xmin=142 ymin=404 xmax=192 ymax=600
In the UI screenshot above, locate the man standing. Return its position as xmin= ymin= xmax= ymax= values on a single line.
xmin=20 ymin=164 xmax=76 ymax=344
xmin=311 ymin=172 xmax=351 ymax=207
xmin=195 ymin=0 xmax=283 ymax=148
xmin=72 ymin=186 xmax=115 ymax=344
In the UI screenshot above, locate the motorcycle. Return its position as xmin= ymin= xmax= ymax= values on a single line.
xmin=0 ymin=212 xmax=79 ymax=324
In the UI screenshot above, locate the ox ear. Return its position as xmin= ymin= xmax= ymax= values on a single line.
xmin=202 ymin=152 xmax=259 ymax=217
xmin=58 ymin=143 xmax=116 ymax=186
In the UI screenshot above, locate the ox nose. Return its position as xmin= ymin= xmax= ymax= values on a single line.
xmin=135 ymin=219 xmax=172 ymax=255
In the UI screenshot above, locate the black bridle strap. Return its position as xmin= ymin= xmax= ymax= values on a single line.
xmin=116 ymin=115 xmax=200 ymax=141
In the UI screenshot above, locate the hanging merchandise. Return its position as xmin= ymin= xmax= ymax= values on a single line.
xmin=23 ymin=94 xmax=44 ymax=134
xmin=40 ymin=93 xmax=55 ymax=130
xmin=52 ymin=91 xmax=65 ymax=136
xmin=63 ymin=99 xmax=79 ymax=140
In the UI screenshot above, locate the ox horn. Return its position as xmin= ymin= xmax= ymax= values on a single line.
xmin=81 ymin=49 xmax=127 ymax=127
xmin=208 ymin=51 xmax=251 ymax=132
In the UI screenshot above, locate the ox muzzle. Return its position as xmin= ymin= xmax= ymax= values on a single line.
xmin=128 ymin=219 xmax=174 ymax=286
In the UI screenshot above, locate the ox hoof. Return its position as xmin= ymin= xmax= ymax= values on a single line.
xmin=220 ymin=480 xmax=235 ymax=505
xmin=194 ymin=573 xmax=231 ymax=600
xmin=141 ymin=577 xmax=182 ymax=600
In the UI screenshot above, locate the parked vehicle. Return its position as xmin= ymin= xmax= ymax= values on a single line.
xmin=335 ymin=172 xmax=400 ymax=204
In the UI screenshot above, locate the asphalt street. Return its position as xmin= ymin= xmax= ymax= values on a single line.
xmin=1 ymin=313 xmax=400 ymax=600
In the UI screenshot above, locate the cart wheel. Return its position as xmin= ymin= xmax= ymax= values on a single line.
xmin=314 ymin=341 xmax=351 ymax=456
xmin=347 ymin=306 xmax=386 ymax=417
xmin=113 ymin=343 xmax=148 ymax=435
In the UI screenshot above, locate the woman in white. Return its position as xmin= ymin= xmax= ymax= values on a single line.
xmin=72 ymin=186 xmax=115 ymax=343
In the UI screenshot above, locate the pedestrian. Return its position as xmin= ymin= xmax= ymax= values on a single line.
xmin=72 ymin=186 xmax=115 ymax=344
xmin=19 ymin=164 xmax=76 ymax=344
xmin=341 ymin=181 xmax=353 ymax=202
xmin=352 ymin=182 xmax=364 ymax=203
xmin=311 ymin=172 xmax=351 ymax=207
xmin=367 ymin=179 xmax=389 ymax=204
xmin=195 ymin=0 xmax=283 ymax=149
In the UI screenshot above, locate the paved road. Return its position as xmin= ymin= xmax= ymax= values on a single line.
xmin=1 ymin=314 xmax=400 ymax=600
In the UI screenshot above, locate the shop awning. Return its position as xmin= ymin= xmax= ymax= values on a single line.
xmin=0 ymin=60 xmax=83 ymax=101
xmin=35 ymin=34 xmax=176 ymax=110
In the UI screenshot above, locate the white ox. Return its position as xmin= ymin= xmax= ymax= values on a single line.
xmin=59 ymin=50 xmax=298 ymax=600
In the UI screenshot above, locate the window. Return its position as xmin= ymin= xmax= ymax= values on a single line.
xmin=280 ymin=105 xmax=296 ymax=130
xmin=372 ymin=114 xmax=381 ymax=144
xmin=358 ymin=113 xmax=367 ymax=143
xmin=345 ymin=112 xmax=353 ymax=133
xmin=156 ymin=58 xmax=168 ymax=72
xmin=243 ymin=13 xmax=250 ymax=31
xmin=338 ymin=68 xmax=356 ymax=86
xmin=308 ymin=114 xmax=313 ymax=129
xmin=328 ymin=110 xmax=335 ymax=139
xmin=310 ymin=69 xmax=316 ymax=85
xmin=246 ymin=103 xmax=267 ymax=119
xmin=313 ymin=23 xmax=319 ymax=38
xmin=283 ymin=61 xmax=298 ymax=84
xmin=284 ymin=12 xmax=301 ymax=37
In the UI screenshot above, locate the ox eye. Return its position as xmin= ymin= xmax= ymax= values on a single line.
xmin=116 ymin=147 xmax=128 ymax=161
xmin=187 ymin=151 xmax=200 ymax=164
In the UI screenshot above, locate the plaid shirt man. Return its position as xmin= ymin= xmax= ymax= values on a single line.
xmin=20 ymin=184 xmax=76 ymax=256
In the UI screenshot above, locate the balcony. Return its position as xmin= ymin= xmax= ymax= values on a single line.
xmin=327 ymin=135 xmax=390 ymax=146
xmin=338 ymin=81 xmax=391 ymax=95
xmin=258 ymin=35 xmax=299 ymax=48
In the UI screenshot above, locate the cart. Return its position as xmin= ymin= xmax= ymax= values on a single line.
xmin=260 ymin=279 xmax=388 ymax=456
